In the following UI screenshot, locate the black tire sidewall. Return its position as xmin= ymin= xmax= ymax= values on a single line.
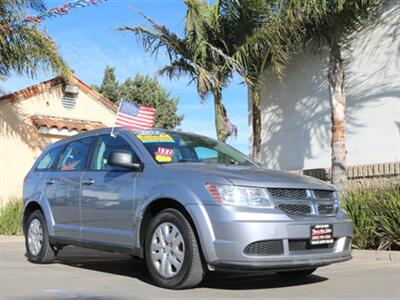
xmin=25 ymin=210 xmax=51 ymax=263
xmin=145 ymin=209 xmax=197 ymax=288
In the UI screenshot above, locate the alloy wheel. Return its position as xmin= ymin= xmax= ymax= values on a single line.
xmin=150 ymin=222 xmax=185 ymax=278
xmin=27 ymin=218 xmax=43 ymax=256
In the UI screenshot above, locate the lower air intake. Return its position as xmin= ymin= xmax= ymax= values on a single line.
xmin=289 ymin=239 xmax=336 ymax=252
xmin=244 ymin=240 xmax=284 ymax=256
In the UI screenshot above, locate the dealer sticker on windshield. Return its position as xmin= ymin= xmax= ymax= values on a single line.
xmin=310 ymin=224 xmax=334 ymax=245
xmin=135 ymin=132 xmax=174 ymax=143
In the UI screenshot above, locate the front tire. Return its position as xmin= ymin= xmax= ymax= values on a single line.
xmin=25 ymin=210 xmax=57 ymax=264
xmin=145 ymin=209 xmax=204 ymax=289
xmin=277 ymin=268 xmax=317 ymax=278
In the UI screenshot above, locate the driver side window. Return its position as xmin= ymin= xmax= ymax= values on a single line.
xmin=91 ymin=135 xmax=137 ymax=171
xmin=57 ymin=137 xmax=94 ymax=171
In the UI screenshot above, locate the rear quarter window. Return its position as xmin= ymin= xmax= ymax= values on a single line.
xmin=36 ymin=146 xmax=63 ymax=171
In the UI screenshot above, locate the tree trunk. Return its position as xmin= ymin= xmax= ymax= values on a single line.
xmin=250 ymin=85 xmax=262 ymax=163
xmin=328 ymin=37 xmax=347 ymax=186
xmin=213 ymin=89 xmax=227 ymax=141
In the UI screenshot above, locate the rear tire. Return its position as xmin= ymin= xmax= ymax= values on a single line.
xmin=25 ymin=210 xmax=57 ymax=264
xmin=145 ymin=208 xmax=204 ymax=289
xmin=277 ymin=268 xmax=317 ymax=278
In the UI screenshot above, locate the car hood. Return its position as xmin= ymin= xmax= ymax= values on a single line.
xmin=162 ymin=163 xmax=335 ymax=190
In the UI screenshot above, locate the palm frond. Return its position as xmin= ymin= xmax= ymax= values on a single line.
xmin=117 ymin=24 xmax=189 ymax=61
xmin=158 ymin=58 xmax=195 ymax=80
xmin=0 ymin=24 xmax=70 ymax=79
xmin=303 ymin=0 xmax=387 ymax=47
xmin=117 ymin=6 xmax=232 ymax=98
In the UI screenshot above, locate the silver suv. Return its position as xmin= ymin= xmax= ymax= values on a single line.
xmin=23 ymin=128 xmax=353 ymax=289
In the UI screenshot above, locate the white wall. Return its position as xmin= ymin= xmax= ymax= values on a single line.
xmin=0 ymin=84 xmax=116 ymax=205
xmin=255 ymin=3 xmax=400 ymax=171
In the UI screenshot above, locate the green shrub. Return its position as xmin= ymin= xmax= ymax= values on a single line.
xmin=342 ymin=185 xmax=400 ymax=250
xmin=373 ymin=188 xmax=400 ymax=250
xmin=0 ymin=199 xmax=23 ymax=235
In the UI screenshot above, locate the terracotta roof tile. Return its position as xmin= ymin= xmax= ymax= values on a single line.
xmin=0 ymin=75 xmax=117 ymax=113
xmin=31 ymin=115 xmax=106 ymax=133
xmin=0 ymin=77 xmax=64 ymax=104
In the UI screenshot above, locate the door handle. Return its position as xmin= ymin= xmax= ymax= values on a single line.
xmin=82 ymin=178 xmax=95 ymax=185
xmin=46 ymin=179 xmax=55 ymax=185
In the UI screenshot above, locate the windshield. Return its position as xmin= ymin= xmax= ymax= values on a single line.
xmin=133 ymin=130 xmax=254 ymax=166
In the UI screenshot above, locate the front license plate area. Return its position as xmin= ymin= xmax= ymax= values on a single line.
xmin=310 ymin=224 xmax=334 ymax=245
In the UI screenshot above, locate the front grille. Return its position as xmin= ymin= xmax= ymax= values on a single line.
xmin=244 ymin=240 xmax=284 ymax=256
xmin=268 ymin=188 xmax=307 ymax=199
xmin=314 ymin=190 xmax=334 ymax=199
xmin=318 ymin=203 xmax=336 ymax=215
xmin=268 ymin=188 xmax=337 ymax=216
xmin=278 ymin=203 xmax=312 ymax=215
xmin=289 ymin=239 xmax=335 ymax=252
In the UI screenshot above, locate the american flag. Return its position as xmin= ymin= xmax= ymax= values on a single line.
xmin=156 ymin=147 xmax=173 ymax=157
xmin=115 ymin=100 xmax=156 ymax=130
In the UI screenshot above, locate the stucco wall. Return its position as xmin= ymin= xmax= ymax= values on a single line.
xmin=0 ymin=84 xmax=116 ymax=205
xmin=254 ymin=4 xmax=400 ymax=171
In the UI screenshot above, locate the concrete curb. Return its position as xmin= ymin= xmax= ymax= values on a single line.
xmin=0 ymin=235 xmax=24 ymax=242
xmin=352 ymin=249 xmax=400 ymax=261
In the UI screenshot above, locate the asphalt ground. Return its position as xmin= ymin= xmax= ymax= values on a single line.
xmin=1 ymin=236 xmax=399 ymax=300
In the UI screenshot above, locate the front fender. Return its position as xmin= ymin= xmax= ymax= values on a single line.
xmin=144 ymin=182 xmax=203 ymax=209
xmin=134 ymin=182 xmax=203 ymax=238
xmin=133 ymin=182 xmax=217 ymax=262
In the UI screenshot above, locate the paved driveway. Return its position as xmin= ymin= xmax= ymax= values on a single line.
xmin=1 ymin=236 xmax=399 ymax=300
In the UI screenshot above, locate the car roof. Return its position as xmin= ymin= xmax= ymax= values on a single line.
xmin=47 ymin=127 xmax=211 ymax=149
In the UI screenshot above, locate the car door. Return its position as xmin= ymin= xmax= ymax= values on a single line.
xmin=45 ymin=137 xmax=94 ymax=240
xmin=80 ymin=134 xmax=140 ymax=247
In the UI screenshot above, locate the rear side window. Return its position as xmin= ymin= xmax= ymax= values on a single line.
xmin=57 ymin=137 xmax=94 ymax=171
xmin=91 ymin=135 xmax=137 ymax=171
xmin=36 ymin=146 xmax=63 ymax=170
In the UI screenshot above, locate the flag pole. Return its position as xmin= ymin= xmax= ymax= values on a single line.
xmin=110 ymin=98 xmax=123 ymax=138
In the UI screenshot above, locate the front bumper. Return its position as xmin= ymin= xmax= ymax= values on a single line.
xmin=211 ymin=251 xmax=352 ymax=272
xmin=187 ymin=204 xmax=353 ymax=271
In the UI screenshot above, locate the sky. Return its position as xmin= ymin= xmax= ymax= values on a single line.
xmin=3 ymin=0 xmax=249 ymax=153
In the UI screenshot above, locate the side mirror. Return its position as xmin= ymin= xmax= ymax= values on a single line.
xmin=107 ymin=151 xmax=142 ymax=171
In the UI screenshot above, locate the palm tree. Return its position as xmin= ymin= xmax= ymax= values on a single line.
xmin=120 ymin=0 xmax=304 ymax=148
xmin=0 ymin=0 xmax=70 ymax=79
xmin=218 ymin=0 xmax=307 ymax=162
xmin=221 ymin=0 xmax=389 ymax=185
xmin=302 ymin=0 xmax=388 ymax=185
xmin=118 ymin=1 xmax=237 ymax=141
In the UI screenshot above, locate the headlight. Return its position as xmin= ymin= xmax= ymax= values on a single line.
xmin=206 ymin=184 xmax=274 ymax=208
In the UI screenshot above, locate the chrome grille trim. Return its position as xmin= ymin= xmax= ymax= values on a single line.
xmin=277 ymin=203 xmax=313 ymax=215
xmin=269 ymin=188 xmax=337 ymax=216
xmin=318 ymin=203 xmax=336 ymax=215
xmin=313 ymin=189 xmax=335 ymax=199
xmin=268 ymin=188 xmax=307 ymax=199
